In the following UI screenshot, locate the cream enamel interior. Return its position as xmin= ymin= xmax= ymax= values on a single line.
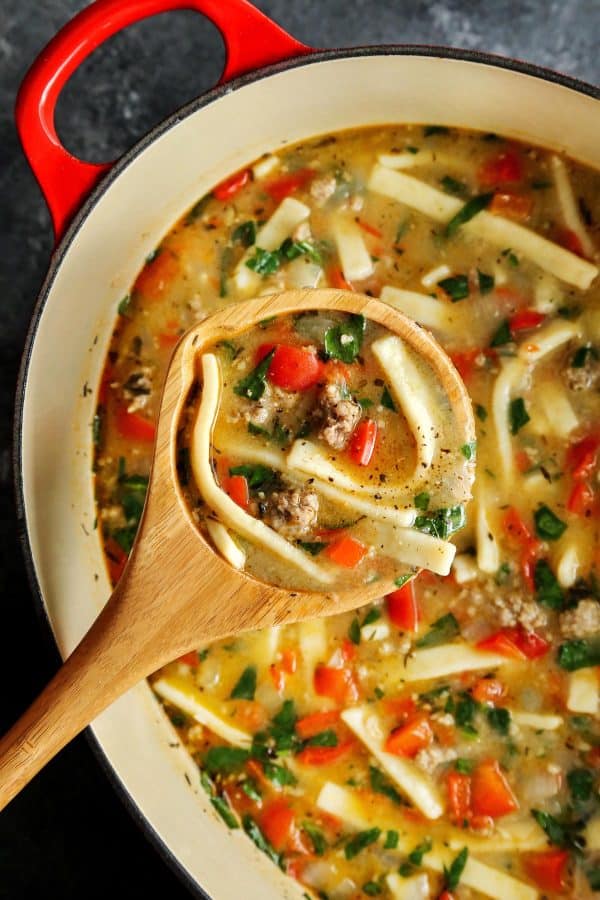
xmin=19 ymin=53 xmax=600 ymax=899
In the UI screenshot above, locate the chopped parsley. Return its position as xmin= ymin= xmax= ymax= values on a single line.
xmin=534 ymin=560 xmax=564 ymax=609
xmin=234 ymin=349 xmax=275 ymax=401
xmin=414 ymin=491 xmax=430 ymax=511
xmin=446 ymin=194 xmax=493 ymax=237
xmin=344 ymin=827 xmax=381 ymax=860
xmin=571 ymin=344 xmax=598 ymax=368
xmin=232 ymin=220 xmax=257 ymax=247
xmin=243 ymin=816 xmax=282 ymax=867
xmin=369 ymin=765 xmax=405 ymax=806
xmin=230 ymin=666 xmax=257 ymax=700
xmin=394 ymin=572 xmax=416 ymax=589
xmin=210 ymin=795 xmax=239 ymax=829
xmin=324 ymin=314 xmax=366 ymax=363
xmin=381 ymin=385 xmax=396 ymax=411
xmin=302 ymin=821 xmax=327 ymax=855
xmin=558 ymin=637 xmax=600 ymax=671
xmin=490 ymin=319 xmax=512 ymax=347
xmin=444 ymin=847 xmax=469 ymax=890
xmin=534 ymin=504 xmax=567 ymax=540
xmin=487 ymin=706 xmax=511 ymax=736
xmin=438 ymin=274 xmax=469 ymax=302
xmin=531 ymin=809 xmax=586 ymax=852
xmin=461 ymin=440 xmax=477 ymax=460
xmin=118 ymin=294 xmax=132 ymax=316
xmin=475 ymin=403 xmax=488 ymax=421
xmin=440 ymin=175 xmax=468 ymax=197
xmin=203 ymin=746 xmax=249 ymax=775
xmin=414 ymin=505 xmax=466 ymax=540
xmin=228 ymin=464 xmax=277 ymax=490
xmin=424 ymin=125 xmax=449 ymax=136
xmin=416 ymin=613 xmax=460 ymax=648
xmin=477 ymin=269 xmax=495 ymax=294
xmin=509 ymin=397 xmax=530 ymax=434
xmin=298 ymin=541 xmax=327 ymax=556
xmin=567 ymin=767 xmax=594 ymax=805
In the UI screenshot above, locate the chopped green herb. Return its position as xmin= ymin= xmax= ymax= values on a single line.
xmin=168 ymin=710 xmax=186 ymax=728
xmin=262 ymin=762 xmax=297 ymax=786
xmin=424 ymin=125 xmax=449 ymax=136
xmin=302 ymin=730 xmax=338 ymax=749
xmin=567 ymin=767 xmax=594 ymax=805
xmin=409 ymin=837 xmax=432 ymax=866
xmin=298 ymin=541 xmax=327 ymax=556
xmin=145 ymin=247 xmax=161 ymax=263
xmin=495 ymin=561 xmax=511 ymax=585
xmin=118 ymin=294 xmax=132 ymax=316
xmin=344 ymin=827 xmax=381 ymax=860
xmin=414 ymin=505 xmax=466 ymax=540
xmin=531 ymin=809 xmax=585 ymax=851
xmin=438 ymin=274 xmax=469 ymax=302
xmin=358 ymin=397 xmax=374 ymax=409
xmin=369 ymin=765 xmax=404 ymax=806
xmin=381 ymin=385 xmax=396 ymax=411
xmin=395 ymin=219 xmax=410 ymax=242
xmin=406 ymin=146 xmax=419 ymax=154
xmin=416 ymin=613 xmax=460 ymax=648
xmin=230 ymin=666 xmax=257 ymax=700
xmin=587 ymin=867 xmax=600 ymax=890
xmin=455 ymin=758 xmax=474 ymax=774
xmin=92 ymin=411 xmax=103 ymax=447
xmin=558 ymin=637 xmax=600 ymax=671
xmin=242 ymin=815 xmax=282 ymax=867
xmin=501 ymin=248 xmax=519 ymax=267
xmin=217 ymin=339 xmax=240 ymax=360
xmin=219 ymin=245 xmax=233 ymax=297
xmin=487 ymin=706 xmax=511 ymax=736
xmin=362 ymin=881 xmax=382 ymax=896
xmin=455 ymin=692 xmax=480 ymax=734
xmin=446 ymin=194 xmax=493 ymax=237
xmin=204 ymin=746 xmax=249 ymax=775
xmin=444 ymin=847 xmax=469 ymax=891
xmin=302 ymin=821 xmax=327 ymax=855
xmin=362 ymin=608 xmax=382 ymax=628
xmin=477 ymin=269 xmax=495 ymax=294
xmin=185 ymin=193 xmax=212 ymax=223
xmin=534 ymin=560 xmax=564 ymax=609
xmin=210 ymin=795 xmax=239 ymax=828
xmin=491 ymin=319 xmax=512 ymax=347
xmin=229 ymin=464 xmax=277 ymax=490
xmin=440 ymin=175 xmax=468 ymax=197
xmin=475 ymin=403 xmax=488 ymax=422
xmin=234 ymin=349 xmax=275 ymax=401
xmin=232 ymin=220 xmax=257 ymax=247
xmin=461 ymin=440 xmax=477 ymax=461
xmin=242 ymin=779 xmax=262 ymax=803
xmin=534 ymin=504 xmax=567 ymax=540
xmin=245 ymin=246 xmax=281 ymax=276
xmin=509 ymin=397 xmax=530 ymax=434
xmin=384 ymin=830 xmax=399 ymax=850
xmin=571 ymin=345 xmax=598 ymax=368
xmin=394 ymin=573 xmax=416 ymax=589
xmin=324 ymin=314 xmax=366 ymax=363
xmin=414 ymin=492 xmax=430 ymax=511
xmin=279 ymin=237 xmax=322 ymax=264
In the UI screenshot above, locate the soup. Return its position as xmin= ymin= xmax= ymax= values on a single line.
xmin=178 ymin=308 xmax=473 ymax=591
xmin=94 ymin=125 xmax=600 ymax=899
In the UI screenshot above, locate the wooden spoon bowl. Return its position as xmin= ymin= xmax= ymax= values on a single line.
xmin=0 ymin=288 xmax=474 ymax=809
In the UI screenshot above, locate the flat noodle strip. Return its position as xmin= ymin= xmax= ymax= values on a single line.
xmin=234 ymin=196 xmax=310 ymax=292
xmin=341 ymin=706 xmax=444 ymax=819
xmin=371 ymin=334 xmax=437 ymax=472
xmin=378 ymin=150 xmax=470 ymax=171
xmin=368 ymin=163 xmax=598 ymax=289
xmin=388 ymin=642 xmax=507 ymax=682
xmin=153 ymin=676 xmax=251 ymax=747
xmin=491 ymin=357 xmax=527 ymax=485
xmin=190 ymin=354 xmax=333 ymax=584
xmin=551 ymin=155 xmax=596 ymax=258
xmin=331 ymin=216 xmax=374 ymax=282
xmin=380 ymin=284 xmax=464 ymax=334
xmin=517 ymin=318 xmax=580 ymax=362
xmin=214 ymin=435 xmax=415 ymax=527
xmin=205 ymin=519 xmax=246 ymax=570
xmin=353 ymin=519 xmax=456 ymax=576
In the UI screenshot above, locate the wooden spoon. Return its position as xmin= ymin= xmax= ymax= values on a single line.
xmin=0 ymin=288 xmax=474 ymax=809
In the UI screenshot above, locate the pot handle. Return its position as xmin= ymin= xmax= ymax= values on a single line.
xmin=15 ymin=0 xmax=310 ymax=241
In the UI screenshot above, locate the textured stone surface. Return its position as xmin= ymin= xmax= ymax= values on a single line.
xmin=0 ymin=1 xmax=597 ymax=897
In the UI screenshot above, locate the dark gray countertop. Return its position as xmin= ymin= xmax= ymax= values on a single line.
xmin=0 ymin=1 xmax=598 ymax=897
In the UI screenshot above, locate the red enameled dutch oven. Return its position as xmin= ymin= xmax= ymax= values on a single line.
xmin=13 ymin=1 xmax=600 ymax=897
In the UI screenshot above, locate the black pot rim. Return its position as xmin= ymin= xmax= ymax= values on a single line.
xmin=13 ymin=42 xmax=599 ymax=900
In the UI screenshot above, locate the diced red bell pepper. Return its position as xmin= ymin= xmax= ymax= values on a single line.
xmin=446 ymin=770 xmax=472 ymax=824
xmin=566 ymin=434 xmax=599 ymax=481
xmin=471 ymin=760 xmax=519 ymax=818
xmin=269 ymin=663 xmax=285 ymax=692
xmin=448 ymin=349 xmax=491 ymax=382
xmin=508 ymin=309 xmax=545 ymax=333
xmin=265 ymin=167 xmax=314 ymax=202
xmin=567 ymin=480 xmax=596 ymax=517
xmin=555 ymin=227 xmax=586 ymax=258
xmin=502 ymin=507 xmax=542 ymax=590
xmin=260 ymin=799 xmax=295 ymax=851
xmin=226 ymin=474 xmax=250 ymax=511
xmin=314 ymin=665 xmax=358 ymax=705
xmin=438 ymin=892 xmax=456 ymax=900
xmin=280 ymin=648 xmax=298 ymax=675
xmin=384 ymin=713 xmax=433 ymax=758
xmin=295 ymin=740 xmax=354 ymax=766
xmin=295 ymin=710 xmax=341 ymax=740
xmin=213 ymin=168 xmax=251 ymax=201
xmin=478 ymin=148 xmax=523 ymax=187
xmin=324 ymin=535 xmax=368 ymax=568
xmin=382 ymin=696 xmax=417 ymax=720
xmin=133 ymin=249 xmax=179 ymax=300
xmin=489 ymin=191 xmax=533 ymax=221
xmin=524 ymin=849 xmax=569 ymax=893
xmin=266 ymin=344 xmax=323 ymax=391
xmin=326 ymin=265 xmax=354 ymax=291
xmin=348 ymin=419 xmax=378 ymax=467
xmin=341 ymin=637 xmax=357 ymax=662
xmin=179 ymin=651 xmax=199 ymax=666
xmin=471 ymin=677 xmax=506 ymax=704
xmin=386 ymin=580 xmax=419 ymax=631
xmin=115 ymin=406 xmax=156 ymax=442
xmin=477 ymin=626 xmax=549 ymax=660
